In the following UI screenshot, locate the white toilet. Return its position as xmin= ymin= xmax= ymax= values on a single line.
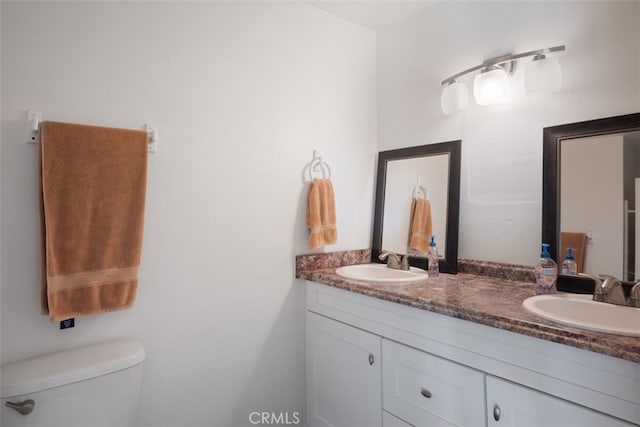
xmin=1 ymin=339 xmax=145 ymax=427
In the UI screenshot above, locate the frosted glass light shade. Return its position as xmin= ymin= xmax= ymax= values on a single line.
xmin=440 ymin=82 xmax=469 ymax=115
xmin=473 ymin=69 xmax=508 ymax=106
xmin=523 ymin=56 xmax=562 ymax=94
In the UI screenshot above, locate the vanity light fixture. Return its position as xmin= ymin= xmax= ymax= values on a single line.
xmin=440 ymin=81 xmax=469 ymax=115
xmin=440 ymin=45 xmax=565 ymax=115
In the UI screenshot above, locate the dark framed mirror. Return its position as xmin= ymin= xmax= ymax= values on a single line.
xmin=372 ymin=141 xmax=461 ymax=273
xmin=542 ymin=113 xmax=640 ymax=292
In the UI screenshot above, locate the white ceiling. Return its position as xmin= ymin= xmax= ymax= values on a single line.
xmin=306 ymin=1 xmax=437 ymax=31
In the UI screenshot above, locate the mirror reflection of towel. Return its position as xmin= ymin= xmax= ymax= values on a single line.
xmin=408 ymin=197 xmax=432 ymax=253
xmin=306 ymin=178 xmax=337 ymax=249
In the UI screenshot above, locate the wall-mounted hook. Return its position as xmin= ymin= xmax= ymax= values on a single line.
xmin=312 ymin=150 xmax=323 ymax=173
xmin=304 ymin=150 xmax=331 ymax=182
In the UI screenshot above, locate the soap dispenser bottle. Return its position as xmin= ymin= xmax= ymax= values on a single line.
xmin=427 ymin=235 xmax=439 ymax=278
xmin=534 ymin=243 xmax=557 ymax=294
xmin=561 ymin=247 xmax=577 ymax=275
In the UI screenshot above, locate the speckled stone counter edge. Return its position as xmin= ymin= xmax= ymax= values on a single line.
xmin=296 ymin=250 xmax=536 ymax=283
xmin=458 ymin=258 xmax=536 ymax=283
xmin=295 ymin=249 xmax=371 ymax=277
xmin=295 ymin=250 xmax=639 ymax=363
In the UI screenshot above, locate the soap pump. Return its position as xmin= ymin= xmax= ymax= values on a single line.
xmin=534 ymin=243 xmax=557 ymax=295
xmin=427 ymin=235 xmax=439 ymax=278
xmin=561 ymin=247 xmax=577 ymax=275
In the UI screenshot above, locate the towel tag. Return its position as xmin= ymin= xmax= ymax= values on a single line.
xmin=59 ymin=318 xmax=75 ymax=330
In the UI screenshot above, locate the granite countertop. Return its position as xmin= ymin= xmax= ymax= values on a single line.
xmin=296 ymin=251 xmax=639 ymax=363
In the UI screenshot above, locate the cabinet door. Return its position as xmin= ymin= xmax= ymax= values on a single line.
xmin=487 ymin=376 xmax=635 ymax=427
xmin=306 ymin=312 xmax=382 ymax=427
xmin=382 ymin=339 xmax=485 ymax=427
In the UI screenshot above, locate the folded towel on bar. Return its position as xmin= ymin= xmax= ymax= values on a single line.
xmin=40 ymin=121 xmax=148 ymax=321
xmin=306 ymin=178 xmax=337 ymax=249
xmin=408 ymin=197 xmax=432 ymax=253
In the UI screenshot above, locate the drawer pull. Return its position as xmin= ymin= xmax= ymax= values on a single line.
xmin=368 ymin=353 xmax=374 ymax=365
xmin=493 ymin=404 xmax=501 ymax=421
xmin=5 ymin=400 xmax=35 ymax=415
xmin=420 ymin=388 xmax=432 ymax=399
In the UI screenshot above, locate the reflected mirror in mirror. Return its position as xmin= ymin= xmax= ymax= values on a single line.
xmin=560 ymin=131 xmax=639 ymax=281
xmin=372 ymin=141 xmax=461 ymax=273
xmin=543 ymin=113 xmax=640 ymax=291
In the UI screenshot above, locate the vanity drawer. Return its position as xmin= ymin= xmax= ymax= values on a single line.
xmin=382 ymin=339 xmax=485 ymax=427
xmin=383 ymin=410 xmax=412 ymax=427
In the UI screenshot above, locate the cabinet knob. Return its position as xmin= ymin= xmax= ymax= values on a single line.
xmin=368 ymin=353 xmax=374 ymax=365
xmin=420 ymin=388 xmax=432 ymax=399
xmin=493 ymin=404 xmax=501 ymax=421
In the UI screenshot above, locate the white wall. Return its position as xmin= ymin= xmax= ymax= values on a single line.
xmin=377 ymin=0 xmax=640 ymax=265
xmin=0 ymin=2 xmax=376 ymax=426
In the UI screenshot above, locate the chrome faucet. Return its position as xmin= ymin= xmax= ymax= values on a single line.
xmin=378 ymin=252 xmax=409 ymax=270
xmin=579 ymin=273 xmax=627 ymax=306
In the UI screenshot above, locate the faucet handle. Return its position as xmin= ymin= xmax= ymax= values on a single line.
xmin=578 ymin=273 xmax=605 ymax=301
xmin=598 ymin=274 xmax=623 ymax=290
xmin=400 ymin=255 xmax=410 ymax=270
xmin=630 ymin=282 xmax=640 ymax=308
xmin=378 ymin=252 xmax=401 ymax=269
xmin=588 ymin=273 xmax=626 ymax=306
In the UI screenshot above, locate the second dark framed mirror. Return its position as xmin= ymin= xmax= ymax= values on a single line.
xmin=543 ymin=112 xmax=640 ymax=292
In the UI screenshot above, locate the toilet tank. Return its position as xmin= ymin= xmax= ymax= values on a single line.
xmin=1 ymin=340 xmax=145 ymax=427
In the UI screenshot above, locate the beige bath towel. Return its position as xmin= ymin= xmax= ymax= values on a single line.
xmin=40 ymin=121 xmax=148 ymax=321
xmin=408 ymin=197 xmax=432 ymax=253
xmin=306 ymin=178 xmax=337 ymax=249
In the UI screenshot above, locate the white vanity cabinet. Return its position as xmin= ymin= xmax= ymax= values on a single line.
xmin=382 ymin=339 xmax=485 ymax=426
xmin=382 ymin=411 xmax=412 ymax=427
xmin=486 ymin=376 xmax=634 ymax=427
xmin=305 ymin=281 xmax=640 ymax=427
xmin=306 ymin=312 xmax=382 ymax=427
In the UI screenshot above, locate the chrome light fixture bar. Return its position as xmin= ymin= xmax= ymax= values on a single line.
xmin=440 ymin=45 xmax=565 ymax=115
xmin=441 ymin=46 xmax=565 ymax=86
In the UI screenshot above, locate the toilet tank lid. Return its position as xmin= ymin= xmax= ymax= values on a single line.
xmin=1 ymin=339 xmax=145 ymax=398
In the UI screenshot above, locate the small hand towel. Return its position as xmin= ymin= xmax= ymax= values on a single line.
xmin=40 ymin=121 xmax=148 ymax=321
xmin=306 ymin=178 xmax=337 ymax=249
xmin=408 ymin=197 xmax=433 ymax=253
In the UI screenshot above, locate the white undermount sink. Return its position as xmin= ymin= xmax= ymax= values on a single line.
xmin=523 ymin=293 xmax=640 ymax=337
xmin=336 ymin=263 xmax=427 ymax=283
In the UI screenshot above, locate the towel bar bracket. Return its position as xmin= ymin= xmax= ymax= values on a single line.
xmin=25 ymin=110 xmax=42 ymax=144
xmin=145 ymin=123 xmax=158 ymax=153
